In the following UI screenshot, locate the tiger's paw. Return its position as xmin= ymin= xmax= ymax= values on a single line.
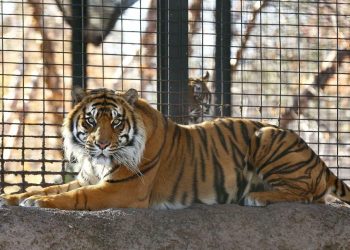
xmin=19 ymin=195 xmax=48 ymax=208
xmin=242 ymin=195 xmax=267 ymax=207
xmin=0 ymin=194 xmax=21 ymax=206
xmin=0 ymin=196 xmax=10 ymax=207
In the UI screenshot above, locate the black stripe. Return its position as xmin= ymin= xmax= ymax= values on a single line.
xmin=106 ymin=158 xmax=158 ymax=184
xmin=252 ymin=120 xmax=265 ymax=129
xmin=268 ymin=176 xmax=309 ymax=191
xmin=69 ymin=106 xmax=84 ymax=132
xmin=213 ymin=123 xmax=229 ymax=153
xmin=167 ymin=127 xmax=186 ymax=204
xmin=231 ymin=147 xmax=243 ymax=170
xmin=71 ymin=113 xmax=87 ymax=145
xmin=169 ymin=161 xmax=185 ymax=203
xmin=212 ymin=153 xmax=229 ymax=203
xmin=167 ymin=125 xmax=181 ymax=157
xmin=69 ymin=117 xmax=75 ymax=133
xmin=263 ymin=153 xmax=315 ymax=180
xmin=92 ymin=101 xmax=118 ymax=109
xmin=229 ymin=120 xmax=238 ymax=142
xmin=199 ymin=146 xmax=206 ymax=182
xmin=197 ymin=127 xmax=209 ymax=155
xmin=312 ymin=161 xmax=326 ymax=193
xmin=226 ymin=135 xmax=245 ymax=168
xmin=239 ymin=121 xmax=251 ymax=145
xmin=235 ymin=170 xmax=247 ymax=202
xmin=184 ymin=129 xmax=193 ymax=153
xmin=91 ymin=96 xmax=119 ymax=105
xmin=339 ymin=179 xmax=346 ymax=197
xmin=181 ymin=192 xmax=188 ymax=206
xmin=219 ymin=119 xmax=232 ymax=132
xmin=251 ymin=131 xmax=261 ymax=162
xmin=131 ymin=112 xmax=138 ymax=135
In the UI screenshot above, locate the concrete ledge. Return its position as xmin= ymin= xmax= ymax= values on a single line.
xmin=0 ymin=203 xmax=350 ymax=249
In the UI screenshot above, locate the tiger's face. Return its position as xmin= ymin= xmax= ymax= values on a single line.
xmin=63 ymin=88 xmax=146 ymax=172
xmin=81 ymin=101 xmax=134 ymax=165
xmin=188 ymin=71 xmax=210 ymax=102
xmin=188 ymin=71 xmax=211 ymax=123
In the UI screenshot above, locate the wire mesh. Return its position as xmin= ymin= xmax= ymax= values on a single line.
xmin=1 ymin=0 xmax=350 ymax=194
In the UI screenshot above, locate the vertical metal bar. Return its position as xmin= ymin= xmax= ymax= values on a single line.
xmin=169 ymin=0 xmax=189 ymax=123
xmin=157 ymin=0 xmax=188 ymax=124
xmin=62 ymin=0 xmax=67 ymax=183
xmin=0 ymin=0 xmax=4 ymax=193
xmin=215 ymin=0 xmax=231 ymax=117
xmin=335 ymin=0 xmax=339 ymax=178
xmin=157 ymin=0 xmax=168 ymax=113
xmin=71 ymin=0 xmax=87 ymax=101
xmin=41 ymin=0 xmax=46 ymax=191
xmin=21 ymin=0 xmax=26 ymax=192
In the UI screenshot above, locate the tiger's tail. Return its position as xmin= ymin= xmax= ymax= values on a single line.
xmin=327 ymin=170 xmax=350 ymax=205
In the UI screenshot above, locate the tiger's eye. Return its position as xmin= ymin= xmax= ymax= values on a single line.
xmin=86 ymin=117 xmax=95 ymax=125
xmin=112 ymin=120 xmax=122 ymax=128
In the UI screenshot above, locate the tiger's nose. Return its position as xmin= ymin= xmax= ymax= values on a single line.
xmin=96 ymin=141 xmax=110 ymax=150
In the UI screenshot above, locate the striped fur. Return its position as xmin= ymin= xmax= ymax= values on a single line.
xmin=1 ymin=88 xmax=350 ymax=210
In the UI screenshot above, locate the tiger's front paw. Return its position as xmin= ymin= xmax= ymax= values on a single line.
xmin=19 ymin=195 xmax=49 ymax=208
xmin=0 ymin=194 xmax=22 ymax=206
xmin=0 ymin=195 xmax=10 ymax=207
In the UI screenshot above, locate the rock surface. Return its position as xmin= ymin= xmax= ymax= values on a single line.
xmin=0 ymin=203 xmax=350 ymax=249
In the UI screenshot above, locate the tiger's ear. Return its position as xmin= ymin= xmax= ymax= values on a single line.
xmin=72 ymin=87 xmax=86 ymax=105
xmin=123 ymin=88 xmax=139 ymax=106
xmin=202 ymin=71 xmax=210 ymax=82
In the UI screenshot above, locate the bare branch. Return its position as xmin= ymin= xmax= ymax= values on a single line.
xmin=231 ymin=0 xmax=270 ymax=73
xmin=28 ymin=0 xmax=63 ymax=127
xmin=188 ymin=0 xmax=202 ymax=57
xmin=279 ymin=49 xmax=350 ymax=128
xmin=138 ymin=0 xmax=157 ymax=97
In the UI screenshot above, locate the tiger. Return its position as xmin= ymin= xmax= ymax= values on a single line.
xmin=188 ymin=71 xmax=212 ymax=124
xmin=1 ymin=88 xmax=350 ymax=210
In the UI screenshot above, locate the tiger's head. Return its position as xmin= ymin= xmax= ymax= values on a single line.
xmin=188 ymin=71 xmax=210 ymax=103
xmin=62 ymin=88 xmax=146 ymax=172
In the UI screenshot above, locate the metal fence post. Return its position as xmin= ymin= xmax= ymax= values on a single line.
xmin=157 ymin=0 xmax=189 ymax=124
xmin=71 ymin=0 xmax=88 ymax=102
xmin=215 ymin=0 xmax=232 ymax=117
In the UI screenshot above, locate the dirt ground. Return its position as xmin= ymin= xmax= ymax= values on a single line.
xmin=0 ymin=203 xmax=350 ymax=249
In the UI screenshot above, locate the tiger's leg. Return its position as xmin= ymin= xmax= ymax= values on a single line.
xmin=0 ymin=180 xmax=81 ymax=206
xmin=243 ymin=191 xmax=312 ymax=207
xmin=19 ymin=181 xmax=149 ymax=210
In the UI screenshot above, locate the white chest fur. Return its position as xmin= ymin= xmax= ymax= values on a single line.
xmin=77 ymin=157 xmax=116 ymax=186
